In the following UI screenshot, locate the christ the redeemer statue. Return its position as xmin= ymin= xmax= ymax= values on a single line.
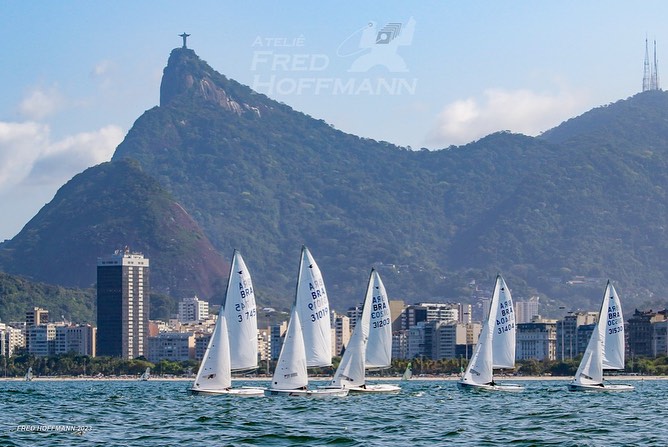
xmin=179 ymin=32 xmax=190 ymax=49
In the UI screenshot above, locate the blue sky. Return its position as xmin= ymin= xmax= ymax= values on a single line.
xmin=0 ymin=1 xmax=666 ymax=240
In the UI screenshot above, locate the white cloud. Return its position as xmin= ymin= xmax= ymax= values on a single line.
xmin=427 ymin=87 xmax=587 ymax=147
xmin=0 ymin=120 xmax=124 ymax=239
xmin=28 ymin=125 xmax=124 ymax=185
xmin=18 ymin=86 xmax=66 ymax=120
xmin=91 ymin=59 xmax=114 ymax=78
xmin=90 ymin=60 xmax=117 ymax=91
xmin=0 ymin=78 xmax=129 ymax=238
xmin=0 ymin=121 xmax=49 ymax=189
xmin=0 ymin=120 xmax=123 ymax=191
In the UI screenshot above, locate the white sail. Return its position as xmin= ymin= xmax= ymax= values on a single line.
xmin=365 ymin=270 xmax=392 ymax=369
xmin=140 ymin=367 xmax=151 ymax=381
xmin=295 ymin=246 xmax=332 ymax=367
xmin=491 ymin=275 xmax=516 ymax=369
xmin=223 ymin=250 xmax=258 ymax=371
xmin=330 ymin=270 xmax=374 ymax=388
xmin=25 ymin=367 xmax=33 ymax=382
xmin=601 ymin=282 xmax=625 ymax=370
xmin=270 ymin=304 xmax=308 ymax=390
xmin=461 ymin=275 xmax=513 ymax=386
xmin=330 ymin=314 xmax=367 ymax=388
xmin=401 ymin=362 xmax=412 ymax=381
xmin=573 ymin=281 xmax=625 ymax=386
xmin=461 ymin=306 xmax=494 ymax=385
xmin=192 ymin=312 xmax=232 ymax=391
xmin=573 ymin=333 xmax=603 ymax=385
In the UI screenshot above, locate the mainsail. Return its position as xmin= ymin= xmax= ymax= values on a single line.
xmin=365 ymin=270 xmax=392 ymax=369
xmin=295 ymin=246 xmax=332 ymax=367
xmin=223 ymin=250 xmax=258 ymax=371
xmin=491 ymin=276 xmax=516 ymax=369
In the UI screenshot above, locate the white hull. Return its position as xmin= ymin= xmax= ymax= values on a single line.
xmin=457 ymin=381 xmax=525 ymax=392
xmin=348 ymin=384 xmax=401 ymax=394
xmin=264 ymin=388 xmax=349 ymax=397
xmin=191 ymin=387 xmax=265 ymax=397
xmin=568 ymin=382 xmax=635 ymax=392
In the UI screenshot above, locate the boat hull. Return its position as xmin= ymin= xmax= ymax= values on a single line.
xmin=264 ymin=388 xmax=349 ymax=397
xmin=457 ymin=381 xmax=525 ymax=392
xmin=348 ymin=384 xmax=401 ymax=394
xmin=567 ymin=382 xmax=635 ymax=392
xmin=190 ymin=387 xmax=265 ymax=397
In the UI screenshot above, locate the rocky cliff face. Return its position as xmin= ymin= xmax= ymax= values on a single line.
xmin=160 ymin=48 xmax=260 ymax=117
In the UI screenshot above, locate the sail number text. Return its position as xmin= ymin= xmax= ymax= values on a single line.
xmin=371 ymin=294 xmax=389 ymax=328
xmin=607 ymin=304 xmax=623 ymax=334
xmin=308 ymin=280 xmax=328 ymax=322
xmin=235 ymin=281 xmax=256 ymax=322
xmin=372 ymin=318 xmax=391 ymax=329
xmin=496 ymin=298 xmax=515 ymax=334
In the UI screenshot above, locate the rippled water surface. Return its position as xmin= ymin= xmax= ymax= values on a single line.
xmin=1 ymin=378 xmax=666 ymax=446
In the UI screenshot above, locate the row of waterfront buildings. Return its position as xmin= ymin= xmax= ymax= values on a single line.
xmin=2 ymin=249 xmax=668 ymax=364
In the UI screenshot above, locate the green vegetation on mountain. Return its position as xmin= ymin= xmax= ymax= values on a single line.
xmin=0 ymin=270 xmax=179 ymax=324
xmin=2 ymin=46 xmax=668 ymax=317
xmin=0 ymin=159 xmax=229 ymax=306
xmin=0 ymin=272 xmax=95 ymax=323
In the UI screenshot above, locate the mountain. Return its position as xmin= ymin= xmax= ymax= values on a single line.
xmin=0 ymin=159 xmax=229 ymax=304
xmin=2 ymin=45 xmax=668 ymax=319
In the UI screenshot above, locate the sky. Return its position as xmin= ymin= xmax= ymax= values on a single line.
xmin=0 ymin=1 xmax=667 ymax=241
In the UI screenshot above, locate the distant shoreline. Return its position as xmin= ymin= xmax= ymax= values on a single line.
xmin=2 ymin=375 xmax=664 ymax=382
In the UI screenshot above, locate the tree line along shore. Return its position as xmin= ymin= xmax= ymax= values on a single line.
xmin=3 ymin=353 xmax=668 ymax=379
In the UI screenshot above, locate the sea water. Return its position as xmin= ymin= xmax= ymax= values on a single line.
xmin=0 ymin=378 xmax=666 ymax=446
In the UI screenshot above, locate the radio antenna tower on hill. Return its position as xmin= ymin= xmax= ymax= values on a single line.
xmin=651 ymin=40 xmax=660 ymax=90
xmin=643 ymin=38 xmax=660 ymax=91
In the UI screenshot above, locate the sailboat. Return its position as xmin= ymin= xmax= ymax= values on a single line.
xmin=568 ymin=281 xmax=634 ymax=392
xmin=458 ymin=274 xmax=524 ymax=392
xmin=401 ymin=362 xmax=412 ymax=381
xmin=328 ymin=269 xmax=400 ymax=393
xmin=265 ymin=246 xmax=347 ymax=397
xmin=139 ymin=367 xmax=151 ymax=381
xmin=191 ymin=250 xmax=264 ymax=396
xmin=24 ymin=367 xmax=33 ymax=382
